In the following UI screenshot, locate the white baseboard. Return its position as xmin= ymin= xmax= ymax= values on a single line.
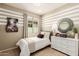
xmin=0 ymin=47 xmax=18 ymax=53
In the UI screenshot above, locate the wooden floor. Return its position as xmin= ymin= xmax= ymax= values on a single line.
xmin=0 ymin=47 xmax=20 ymax=56
xmin=31 ymin=47 xmax=67 ymax=56
xmin=0 ymin=47 xmax=67 ymax=56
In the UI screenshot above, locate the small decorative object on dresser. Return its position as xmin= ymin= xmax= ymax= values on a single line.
xmin=49 ymin=31 xmax=53 ymax=41
xmin=75 ymin=34 xmax=78 ymax=39
xmin=73 ymin=27 xmax=78 ymax=39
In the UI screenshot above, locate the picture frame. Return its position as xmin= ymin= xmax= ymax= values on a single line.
xmin=6 ymin=17 xmax=18 ymax=32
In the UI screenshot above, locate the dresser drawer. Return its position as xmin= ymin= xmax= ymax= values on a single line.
xmin=67 ymin=49 xmax=78 ymax=56
xmin=68 ymin=40 xmax=78 ymax=46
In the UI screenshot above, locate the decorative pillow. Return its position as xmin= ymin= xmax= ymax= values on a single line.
xmin=60 ymin=34 xmax=67 ymax=38
xmin=44 ymin=32 xmax=50 ymax=39
xmin=55 ymin=33 xmax=60 ymax=37
xmin=37 ymin=34 xmax=44 ymax=38
xmin=49 ymin=31 xmax=53 ymax=41
xmin=55 ymin=33 xmax=67 ymax=38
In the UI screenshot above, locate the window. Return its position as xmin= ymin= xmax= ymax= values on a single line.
xmin=27 ymin=16 xmax=38 ymax=37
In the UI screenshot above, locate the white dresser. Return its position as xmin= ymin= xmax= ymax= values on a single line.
xmin=51 ymin=36 xmax=79 ymax=56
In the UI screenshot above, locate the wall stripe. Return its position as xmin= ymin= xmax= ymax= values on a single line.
xmin=0 ymin=12 xmax=23 ymax=19
xmin=0 ymin=8 xmax=24 ymax=27
xmin=0 ymin=8 xmax=23 ymax=16
xmin=43 ymin=5 xmax=79 ymax=19
xmin=0 ymin=23 xmax=23 ymax=27
xmin=42 ymin=5 xmax=79 ymax=31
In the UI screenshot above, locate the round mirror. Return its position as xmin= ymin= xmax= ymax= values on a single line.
xmin=59 ymin=22 xmax=70 ymax=30
xmin=58 ymin=18 xmax=74 ymax=33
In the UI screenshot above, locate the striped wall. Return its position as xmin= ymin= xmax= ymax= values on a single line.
xmin=0 ymin=7 xmax=24 ymax=51
xmin=42 ymin=4 xmax=79 ymax=32
xmin=0 ymin=4 xmax=41 ymax=51
xmin=0 ymin=8 xmax=23 ymax=27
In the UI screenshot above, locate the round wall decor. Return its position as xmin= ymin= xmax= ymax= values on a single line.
xmin=58 ymin=18 xmax=74 ymax=33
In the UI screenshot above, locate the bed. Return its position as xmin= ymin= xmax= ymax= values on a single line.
xmin=16 ymin=32 xmax=50 ymax=56
xmin=25 ymin=37 xmax=50 ymax=53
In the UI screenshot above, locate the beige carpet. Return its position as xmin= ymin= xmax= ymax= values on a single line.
xmin=31 ymin=47 xmax=67 ymax=56
xmin=0 ymin=47 xmax=20 ymax=56
xmin=0 ymin=47 xmax=67 ymax=56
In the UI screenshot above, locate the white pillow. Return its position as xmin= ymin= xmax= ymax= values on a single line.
xmin=43 ymin=32 xmax=50 ymax=39
xmin=40 ymin=32 xmax=45 ymax=35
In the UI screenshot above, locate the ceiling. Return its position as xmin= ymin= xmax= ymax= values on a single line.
xmin=5 ymin=3 xmax=65 ymax=15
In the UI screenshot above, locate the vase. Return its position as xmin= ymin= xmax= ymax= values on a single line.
xmin=75 ymin=33 xmax=78 ymax=39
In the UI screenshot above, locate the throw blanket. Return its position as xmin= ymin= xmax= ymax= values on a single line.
xmin=16 ymin=39 xmax=30 ymax=56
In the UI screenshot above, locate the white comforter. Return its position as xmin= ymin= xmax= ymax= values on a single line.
xmin=25 ymin=37 xmax=50 ymax=53
xmin=16 ymin=39 xmax=30 ymax=56
xmin=16 ymin=37 xmax=50 ymax=56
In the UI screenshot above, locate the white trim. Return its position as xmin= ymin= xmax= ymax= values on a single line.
xmin=0 ymin=47 xmax=17 ymax=53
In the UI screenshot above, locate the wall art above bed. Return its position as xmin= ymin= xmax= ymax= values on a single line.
xmin=6 ymin=17 xmax=18 ymax=32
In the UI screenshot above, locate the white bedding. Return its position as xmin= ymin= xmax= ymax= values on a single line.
xmin=16 ymin=37 xmax=50 ymax=56
xmin=16 ymin=39 xmax=30 ymax=56
xmin=25 ymin=37 xmax=50 ymax=53
xmin=26 ymin=37 xmax=50 ymax=53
